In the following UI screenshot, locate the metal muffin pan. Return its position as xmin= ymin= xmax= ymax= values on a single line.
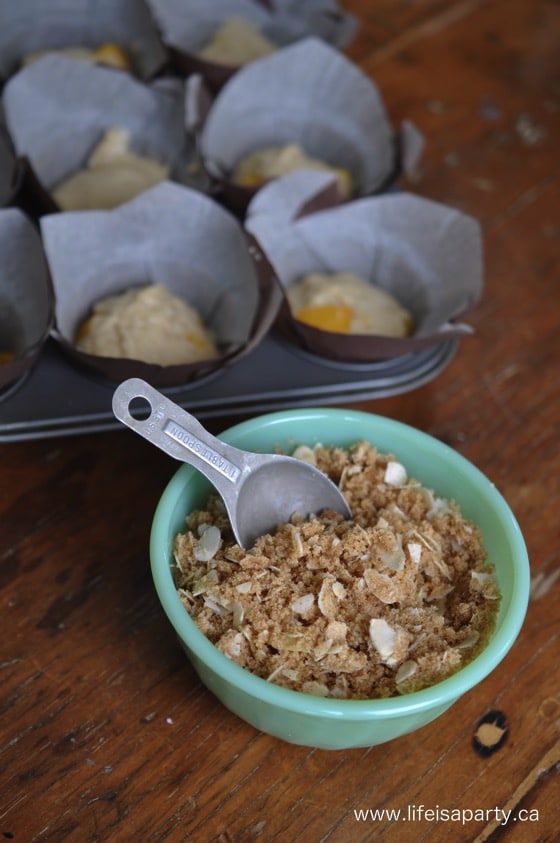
xmin=0 ymin=332 xmax=457 ymax=441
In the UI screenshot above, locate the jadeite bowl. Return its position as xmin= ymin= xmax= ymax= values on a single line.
xmin=150 ymin=408 xmax=530 ymax=750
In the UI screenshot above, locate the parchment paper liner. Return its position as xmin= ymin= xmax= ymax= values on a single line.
xmin=245 ymin=171 xmax=483 ymax=363
xmin=147 ymin=0 xmax=357 ymax=93
xmin=185 ymin=37 xmax=423 ymax=215
xmin=0 ymin=209 xmax=54 ymax=391
xmin=0 ymin=0 xmax=168 ymax=83
xmin=40 ymin=181 xmax=281 ymax=388
xmin=2 ymin=55 xmax=196 ymax=215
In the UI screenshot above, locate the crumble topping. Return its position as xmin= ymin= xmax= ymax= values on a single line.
xmin=173 ymin=441 xmax=500 ymax=699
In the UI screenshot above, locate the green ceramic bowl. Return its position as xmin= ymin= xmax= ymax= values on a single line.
xmin=150 ymin=408 xmax=530 ymax=750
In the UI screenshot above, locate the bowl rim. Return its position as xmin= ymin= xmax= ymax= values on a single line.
xmin=150 ymin=407 xmax=530 ymax=720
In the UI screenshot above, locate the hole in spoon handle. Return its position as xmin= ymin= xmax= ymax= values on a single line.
xmin=112 ymin=378 xmax=167 ymax=437
xmin=111 ymin=378 xmax=244 ymax=486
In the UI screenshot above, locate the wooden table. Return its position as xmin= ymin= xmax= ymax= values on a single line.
xmin=1 ymin=1 xmax=559 ymax=840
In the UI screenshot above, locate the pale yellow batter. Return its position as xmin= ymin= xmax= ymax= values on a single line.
xmin=76 ymin=283 xmax=219 ymax=365
xmin=197 ymin=17 xmax=277 ymax=66
xmin=287 ymin=272 xmax=413 ymax=337
xmin=232 ymin=144 xmax=353 ymax=198
xmin=53 ymin=128 xmax=169 ymax=211
xmin=24 ymin=43 xmax=131 ymax=71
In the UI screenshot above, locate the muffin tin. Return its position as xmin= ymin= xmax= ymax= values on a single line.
xmin=0 ymin=333 xmax=457 ymax=442
xmin=0 ymin=5 xmax=475 ymax=442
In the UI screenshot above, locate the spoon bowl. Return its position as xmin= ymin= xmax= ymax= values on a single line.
xmin=112 ymin=378 xmax=351 ymax=547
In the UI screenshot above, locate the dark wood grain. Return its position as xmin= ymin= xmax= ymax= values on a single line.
xmin=1 ymin=1 xmax=559 ymax=840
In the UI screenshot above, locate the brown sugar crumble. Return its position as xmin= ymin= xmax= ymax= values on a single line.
xmin=173 ymin=441 xmax=501 ymax=699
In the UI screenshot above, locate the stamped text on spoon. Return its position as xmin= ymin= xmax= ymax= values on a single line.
xmin=164 ymin=420 xmax=241 ymax=482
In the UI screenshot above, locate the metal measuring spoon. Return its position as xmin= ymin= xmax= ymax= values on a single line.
xmin=112 ymin=378 xmax=351 ymax=548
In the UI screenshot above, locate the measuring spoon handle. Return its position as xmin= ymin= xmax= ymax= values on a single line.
xmin=112 ymin=378 xmax=248 ymax=495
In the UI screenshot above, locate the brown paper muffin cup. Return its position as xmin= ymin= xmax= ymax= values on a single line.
xmin=148 ymin=0 xmax=357 ymax=93
xmin=2 ymin=55 xmax=194 ymax=214
xmin=0 ymin=0 xmax=167 ymax=83
xmin=186 ymin=38 xmax=423 ymax=215
xmin=0 ymin=112 xmax=15 ymax=203
xmin=40 ymin=182 xmax=281 ymax=388
xmin=0 ymin=209 xmax=54 ymax=391
xmin=245 ymin=174 xmax=483 ymax=364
